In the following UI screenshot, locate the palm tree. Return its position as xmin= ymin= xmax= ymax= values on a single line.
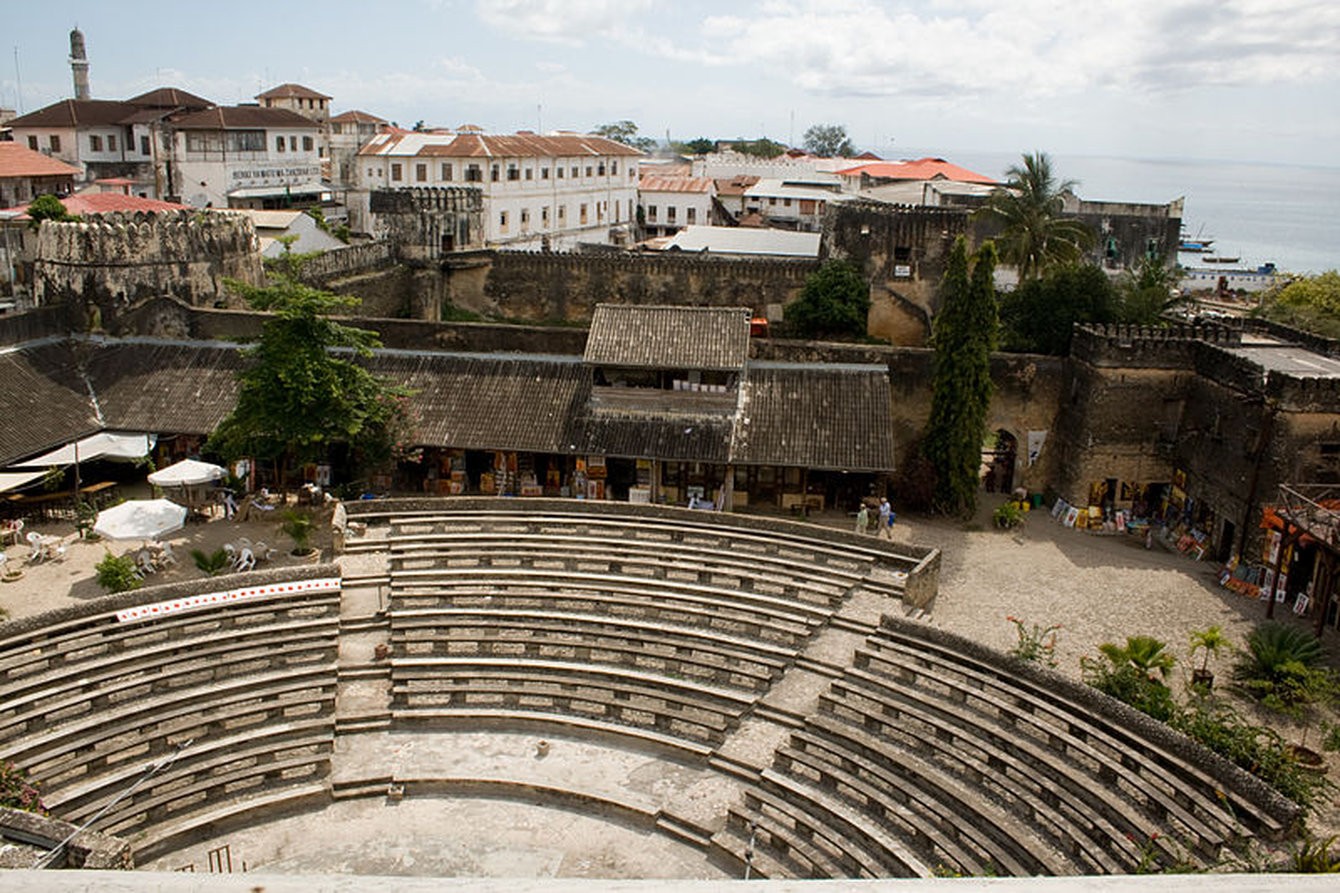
xmin=976 ymin=152 xmax=1095 ymax=281
xmin=1099 ymin=635 xmax=1176 ymax=681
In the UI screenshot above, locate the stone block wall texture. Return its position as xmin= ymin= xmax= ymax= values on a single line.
xmin=32 ymin=211 xmax=263 ymax=322
xmin=368 ymin=187 xmax=485 ymax=262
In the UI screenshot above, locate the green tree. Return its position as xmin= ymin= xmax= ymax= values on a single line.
xmin=1118 ymin=254 xmax=1184 ymax=324
xmin=206 ymin=253 xmax=409 ymax=487
xmin=26 ymin=193 xmax=78 ymax=231
xmin=591 ymin=120 xmax=656 ymax=153
xmin=802 ymin=123 xmax=855 ymax=158
xmin=94 ymin=551 xmax=143 ymax=593
xmin=1254 ymin=271 xmax=1340 ymax=339
xmin=998 ymin=263 xmax=1118 ymax=355
xmin=921 ymin=238 xmax=998 ymax=516
xmin=732 ymin=137 xmax=786 ymax=159
xmin=783 ymin=259 xmax=870 ymax=340
xmin=681 ymin=137 xmax=716 ymax=155
xmin=975 ymin=152 xmax=1094 ymax=281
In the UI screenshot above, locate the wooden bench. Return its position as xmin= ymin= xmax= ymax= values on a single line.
xmin=391 ymin=657 xmax=755 ymax=745
xmin=864 ymin=626 xmax=1277 ymax=842
xmin=854 ymin=640 xmax=1240 ymax=856
xmin=825 ymin=672 xmax=1144 ymax=872
xmin=390 ymin=608 xmax=792 ymax=692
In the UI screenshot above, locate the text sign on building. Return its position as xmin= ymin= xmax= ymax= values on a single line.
xmin=229 ymin=165 xmax=321 ymax=186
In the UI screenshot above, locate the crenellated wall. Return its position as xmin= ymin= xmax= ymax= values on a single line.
xmin=368 ymin=187 xmax=485 ymax=262
xmin=32 ymin=211 xmax=263 ymax=321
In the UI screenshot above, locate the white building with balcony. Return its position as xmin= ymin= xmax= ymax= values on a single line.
xmin=168 ymin=106 xmax=326 ymax=209
xmin=355 ymin=130 xmax=641 ymax=248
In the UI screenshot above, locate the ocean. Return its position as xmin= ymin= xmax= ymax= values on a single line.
xmin=898 ymin=148 xmax=1340 ymax=276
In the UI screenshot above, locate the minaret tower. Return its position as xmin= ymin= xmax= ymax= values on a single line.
xmin=69 ymin=28 xmax=90 ymax=100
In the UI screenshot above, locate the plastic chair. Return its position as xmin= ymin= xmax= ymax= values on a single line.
xmin=26 ymin=532 xmax=45 ymax=563
xmin=136 ymin=551 xmax=157 ymax=576
xmin=233 ymin=547 xmax=255 ymax=572
xmin=252 ymin=542 xmax=276 ymax=562
xmin=157 ymin=541 xmax=178 ymax=567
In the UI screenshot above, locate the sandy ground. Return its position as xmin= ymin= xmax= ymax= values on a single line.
xmin=2 ymin=489 xmax=1337 ymax=844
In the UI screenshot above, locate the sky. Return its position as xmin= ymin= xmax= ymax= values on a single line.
xmin=3 ymin=0 xmax=1338 ymax=168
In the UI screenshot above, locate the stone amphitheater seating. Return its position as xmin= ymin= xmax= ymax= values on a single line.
xmin=712 ymin=615 xmax=1299 ymax=879
xmin=0 ymin=570 xmax=341 ymax=861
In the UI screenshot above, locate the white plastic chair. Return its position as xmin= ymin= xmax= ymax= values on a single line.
xmin=155 ymin=541 xmax=178 ymax=567
xmin=252 ymin=541 xmax=276 ymax=562
xmin=233 ymin=547 xmax=255 ymax=572
xmin=26 ymin=532 xmax=45 ymax=563
xmin=136 ymin=551 xmax=157 ymax=576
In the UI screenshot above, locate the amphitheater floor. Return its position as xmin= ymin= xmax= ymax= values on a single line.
xmin=139 ymin=795 xmax=729 ymax=879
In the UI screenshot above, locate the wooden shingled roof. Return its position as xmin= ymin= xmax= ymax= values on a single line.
xmin=734 ymin=364 xmax=895 ymax=472
xmin=82 ymin=342 xmax=246 ymax=436
xmin=584 ymin=305 xmax=751 ymax=372
xmin=0 ymin=343 xmax=100 ymax=466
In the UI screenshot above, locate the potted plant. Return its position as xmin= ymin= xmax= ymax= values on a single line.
xmin=282 ymin=508 xmax=317 ymax=558
xmin=1188 ymin=625 xmax=1229 ymax=691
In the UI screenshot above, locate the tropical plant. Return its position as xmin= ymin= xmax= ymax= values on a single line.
xmin=974 ymin=152 xmax=1094 ymax=281
xmin=1188 ymin=625 xmax=1230 ymax=689
xmin=94 ymin=551 xmax=142 ymax=594
xmin=190 ymin=547 xmax=232 ymax=576
xmin=992 ymin=502 xmax=1025 ymax=529
xmin=282 ymin=509 xmax=315 ymax=555
xmin=205 ymin=253 xmax=410 ymax=488
xmin=0 ymin=760 xmax=45 ymax=813
xmin=783 ymin=259 xmax=870 ymax=340
xmin=1083 ymin=636 xmax=1177 ymax=721
xmin=1101 ymin=635 xmax=1177 ymax=680
xmin=1232 ymin=621 xmax=1330 ymax=709
xmin=1118 ymin=254 xmax=1185 ymax=324
xmin=1006 ymin=616 xmax=1060 ymax=668
xmin=802 ymin=123 xmax=855 ymax=158
xmin=997 ymin=262 xmax=1119 ymax=355
xmin=922 ymin=238 xmax=998 ymax=516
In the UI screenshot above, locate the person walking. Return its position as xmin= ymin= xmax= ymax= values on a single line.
xmin=878 ymin=498 xmax=895 ymax=539
xmin=855 ymin=503 xmax=870 ymax=535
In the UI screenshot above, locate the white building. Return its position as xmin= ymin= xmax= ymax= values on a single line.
xmin=742 ymin=178 xmax=850 ymax=231
xmin=328 ymin=110 xmax=387 ymax=188
xmin=168 ymin=106 xmax=326 ymax=210
xmin=355 ymin=130 xmax=641 ymax=248
xmin=638 ymin=174 xmax=714 ymax=237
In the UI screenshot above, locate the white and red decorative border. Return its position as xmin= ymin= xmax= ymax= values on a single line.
xmin=115 ymin=578 xmax=341 ymax=624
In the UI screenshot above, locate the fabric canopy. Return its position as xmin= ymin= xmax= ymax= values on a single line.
xmin=0 ymin=469 xmax=48 ymax=494
xmin=13 ymin=432 xmax=156 ymax=468
xmin=148 ymin=458 xmax=225 ymax=487
xmin=92 ymin=498 xmax=187 ymax=541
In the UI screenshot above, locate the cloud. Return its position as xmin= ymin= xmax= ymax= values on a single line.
xmin=475 ymin=0 xmax=656 ymax=45
xmin=660 ymin=0 xmax=1340 ymax=101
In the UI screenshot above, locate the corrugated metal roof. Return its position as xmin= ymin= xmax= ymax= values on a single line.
xmin=639 ymin=175 xmax=713 ymax=194
xmin=359 ymin=131 xmax=643 ymax=159
xmin=584 ymin=305 xmax=751 ymax=371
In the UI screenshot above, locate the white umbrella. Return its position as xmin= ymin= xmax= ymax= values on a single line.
xmin=93 ymin=498 xmax=188 ymax=541
xmin=148 ymin=458 xmax=225 ymax=487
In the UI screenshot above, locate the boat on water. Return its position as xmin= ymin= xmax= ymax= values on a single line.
xmin=1177 ymin=224 xmax=1214 ymax=253
xmin=1180 ymin=262 xmax=1279 ymax=293
xmin=1202 ymin=255 xmax=1240 ymax=264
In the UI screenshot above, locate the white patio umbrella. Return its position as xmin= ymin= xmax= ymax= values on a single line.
xmin=147 ymin=458 xmax=225 ymax=487
xmin=92 ymin=498 xmax=188 ymax=541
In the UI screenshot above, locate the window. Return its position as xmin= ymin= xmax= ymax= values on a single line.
xmin=541 ymin=167 xmax=549 ymax=180
xmin=390 ymin=163 xmax=403 ymax=182
xmin=520 ymin=208 xmax=530 ymax=229
xmin=188 ymin=132 xmax=224 ymax=152
xmin=647 ymin=205 xmax=657 ymax=222
xmin=571 ymin=166 xmax=579 ymax=178
xmin=667 ymin=206 xmax=676 ymax=223
xmin=541 ymin=206 xmax=549 ymax=226
xmin=415 ymin=163 xmax=427 ymax=182
xmin=108 ymin=134 xmax=117 ymax=152
xmin=686 ymin=207 xmax=696 ymax=224
xmin=783 ymin=198 xmax=791 ymax=207
xmin=441 ymin=163 xmax=453 ymax=181
xmin=580 ymin=203 xmax=588 ymax=224
xmin=89 ymin=135 xmax=103 ymax=152
xmin=524 ymin=168 xmax=532 ymax=181
xmin=585 ymin=166 xmax=593 ymax=177
xmin=597 ymin=162 xmax=606 ymax=175
xmin=499 ymin=210 xmax=508 ymax=231
xmin=27 ymin=135 xmax=37 ymax=150
xmin=557 ymin=166 xmax=564 ymax=179
xmin=49 ymin=135 xmax=61 ymax=152
xmin=769 ymin=197 xmax=776 ymax=206
xmin=611 ymin=161 xmax=618 ymax=175
xmin=331 ymin=123 xmax=342 ymax=135
xmin=367 ymin=167 xmax=374 ymax=178
xmin=507 ymin=165 xmax=519 ymax=181
xmin=276 ymin=136 xmax=286 ymax=152
xmin=140 ymin=136 xmax=150 ymax=155
xmin=491 ymin=165 xmax=500 ymax=182
xmin=289 ymin=136 xmax=297 ymax=151
xmin=465 ymin=164 xmax=482 ymax=182
xmin=303 ymin=136 xmax=314 ymax=152
xmin=226 ymin=130 xmax=265 ymax=152
xmin=558 ymin=205 xmax=566 ymax=221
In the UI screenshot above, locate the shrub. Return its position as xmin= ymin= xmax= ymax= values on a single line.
xmin=1083 ymin=659 xmax=1177 ymax=722
xmin=1290 ymin=834 xmax=1340 ymax=873
xmin=94 ymin=551 xmax=142 ymax=593
xmin=0 ymin=760 xmax=44 ymax=813
xmin=1006 ymin=616 xmax=1060 ymax=668
xmin=282 ymin=509 xmax=315 ymax=554
xmin=992 ymin=502 xmax=1025 ymax=529
xmin=1233 ymin=622 xmax=1329 ymax=710
xmin=190 ymin=548 xmax=232 ymax=576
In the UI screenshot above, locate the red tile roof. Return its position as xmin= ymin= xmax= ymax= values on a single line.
xmin=834 ymin=157 xmax=996 ymax=185
xmin=2 ymin=192 xmax=190 ymax=219
xmin=639 ymin=175 xmax=713 ymax=194
xmin=8 ymin=99 xmax=139 ymax=129
xmin=256 ymin=83 xmax=331 ymax=100
xmin=170 ymin=106 xmax=321 ymax=130
xmin=330 ymin=110 xmax=387 ymax=124
xmin=0 ymin=143 xmax=81 ymax=179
